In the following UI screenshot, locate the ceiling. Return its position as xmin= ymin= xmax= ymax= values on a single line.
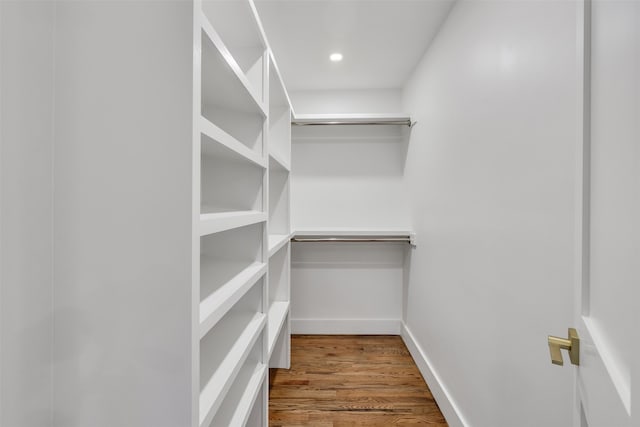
xmin=254 ymin=0 xmax=455 ymax=91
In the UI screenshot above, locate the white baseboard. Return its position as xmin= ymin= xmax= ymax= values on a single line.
xmin=291 ymin=318 xmax=401 ymax=335
xmin=401 ymin=323 xmax=468 ymax=427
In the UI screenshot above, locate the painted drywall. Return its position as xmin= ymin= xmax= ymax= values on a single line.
xmin=0 ymin=2 xmax=55 ymax=426
xmin=290 ymin=89 xmax=402 ymax=114
xmin=290 ymin=89 xmax=410 ymax=230
xmin=52 ymin=3 xmax=194 ymax=426
xmin=290 ymin=89 xmax=408 ymax=333
xmin=401 ymin=1 xmax=576 ymax=426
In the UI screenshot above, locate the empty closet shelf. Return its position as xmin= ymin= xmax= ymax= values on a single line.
xmin=200 ymin=262 xmax=267 ymax=338
xmin=200 ymin=211 xmax=267 ymax=236
xmin=201 ymin=117 xmax=267 ymax=169
xmin=267 ymin=301 xmax=289 ymax=357
xmin=269 ymin=151 xmax=290 ymax=172
xmin=209 ymin=363 xmax=267 ymax=426
xmin=199 ymin=313 xmax=266 ymax=427
xmin=268 ymin=234 xmax=291 ymax=257
xmin=292 ymin=236 xmax=411 ymax=243
xmin=200 ymin=12 xmax=266 ymax=117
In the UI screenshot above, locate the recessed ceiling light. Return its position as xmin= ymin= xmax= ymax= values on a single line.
xmin=329 ymin=53 xmax=343 ymax=62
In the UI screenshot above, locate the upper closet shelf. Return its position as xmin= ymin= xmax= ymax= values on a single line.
xmin=201 ymin=117 xmax=267 ymax=169
xmin=200 ymin=211 xmax=267 ymax=236
xmin=292 ymin=113 xmax=412 ymax=127
xmin=200 ymin=13 xmax=267 ymax=117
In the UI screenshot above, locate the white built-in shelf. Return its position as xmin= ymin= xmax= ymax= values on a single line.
xmin=200 ymin=262 xmax=267 ymax=339
xmin=209 ymin=363 xmax=267 ymax=427
xmin=294 ymin=228 xmax=413 ymax=237
xmin=269 ymin=151 xmax=290 ymax=172
xmin=267 ymin=301 xmax=290 ymax=357
xmin=199 ymin=313 xmax=266 ymax=427
xmin=292 ymin=113 xmax=412 ymax=127
xmin=200 ymin=211 xmax=267 ymax=236
xmin=268 ymin=234 xmax=291 ymax=257
xmin=201 ymin=0 xmax=267 ymax=106
xmin=268 ymin=52 xmax=292 ymax=170
xmin=200 ymin=14 xmax=266 ymax=117
xmin=195 ymin=2 xmax=288 ymax=426
xmin=268 ymin=51 xmax=293 ymax=110
xmin=201 ymin=117 xmax=267 ymax=169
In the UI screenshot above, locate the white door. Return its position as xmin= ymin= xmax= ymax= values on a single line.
xmin=570 ymin=0 xmax=639 ymax=426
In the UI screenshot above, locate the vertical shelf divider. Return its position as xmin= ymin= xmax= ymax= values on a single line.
xmin=266 ymin=50 xmax=292 ymax=371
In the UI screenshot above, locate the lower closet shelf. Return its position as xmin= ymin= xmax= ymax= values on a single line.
xmin=200 ymin=211 xmax=267 ymax=236
xmin=209 ymin=363 xmax=267 ymax=427
xmin=200 ymin=262 xmax=267 ymax=338
xmin=267 ymin=301 xmax=289 ymax=357
xmin=199 ymin=313 xmax=266 ymax=427
xmin=268 ymin=234 xmax=290 ymax=257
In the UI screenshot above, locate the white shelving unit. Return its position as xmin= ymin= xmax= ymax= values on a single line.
xmin=266 ymin=51 xmax=293 ymax=369
xmin=294 ymin=228 xmax=414 ymax=237
xmin=194 ymin=1 xmax=292 ymax=426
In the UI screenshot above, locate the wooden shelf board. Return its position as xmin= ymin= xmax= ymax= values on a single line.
xmin=200 ymin=262 xmax=267 ymax=338
xmin=199 ymin=313 xmax=266 ymax=427
xmin=294 ymin=228 xmax=413 ymax=237
xmin=200 ymin=211 xmax=266 ymax=236
xmin=200 ymin=12 xmax=266 ymax=117
xmin=268 ymin=234 xmax=290 ymax=257
xmin=267 ymin=301 xmax=290 ymax=358
xmin=203 ymin=0 xmax=267 ymax=53
xmin=201 ymin=117 xmax=267 ymax=169
xmin=268 ymin=151 xmax=290 ymax=172
xmin=213 ymin=363 xmax=267 ymax=427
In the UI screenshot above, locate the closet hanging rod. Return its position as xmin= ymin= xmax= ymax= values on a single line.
xmin=291 ymin=114 xmax=414 ymax=127
xmin=292 ymin=119 xmax=412 ymax=127
xmin=291 ymin=237 xmax=411 ymax=243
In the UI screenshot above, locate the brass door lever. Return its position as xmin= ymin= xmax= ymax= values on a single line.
xmin=548 ymin=328 xmax=580 ymax=366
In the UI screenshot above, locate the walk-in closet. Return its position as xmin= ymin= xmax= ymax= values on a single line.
xmin=1 ymin=0 xmax=638 ymax=426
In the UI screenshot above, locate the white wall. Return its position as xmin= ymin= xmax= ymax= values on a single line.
xmin=51 ymin=3 xmax=194 ymax=426
xmin=290 ymin=89 xmax=410 ymax=230
xmin=290 ymin=89 xmax=402 ymax=114
xmin=0 ymin=2 xmax=55 ymax=426
xmin=290 ymin=89 xmax=409 ymax=333
xmin=401 ymin=1 xmax=577 ymax=426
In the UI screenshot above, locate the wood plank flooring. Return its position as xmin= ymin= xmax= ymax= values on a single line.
xmin=268 ymin=335 xmax=448 ymax=426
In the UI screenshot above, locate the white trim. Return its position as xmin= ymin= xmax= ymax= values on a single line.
xmin=401 ymin=323 xmax=469 ymax=427
xmin=291 ymin=318 xmax=401 ymax=335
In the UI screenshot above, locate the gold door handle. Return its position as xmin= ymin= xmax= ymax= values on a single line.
xmin=548 ymin=328 xmax=579 ymax=366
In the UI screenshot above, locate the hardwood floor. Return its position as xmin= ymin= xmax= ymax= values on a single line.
xmin=268 ymin=335 xmax=448 ymax=426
